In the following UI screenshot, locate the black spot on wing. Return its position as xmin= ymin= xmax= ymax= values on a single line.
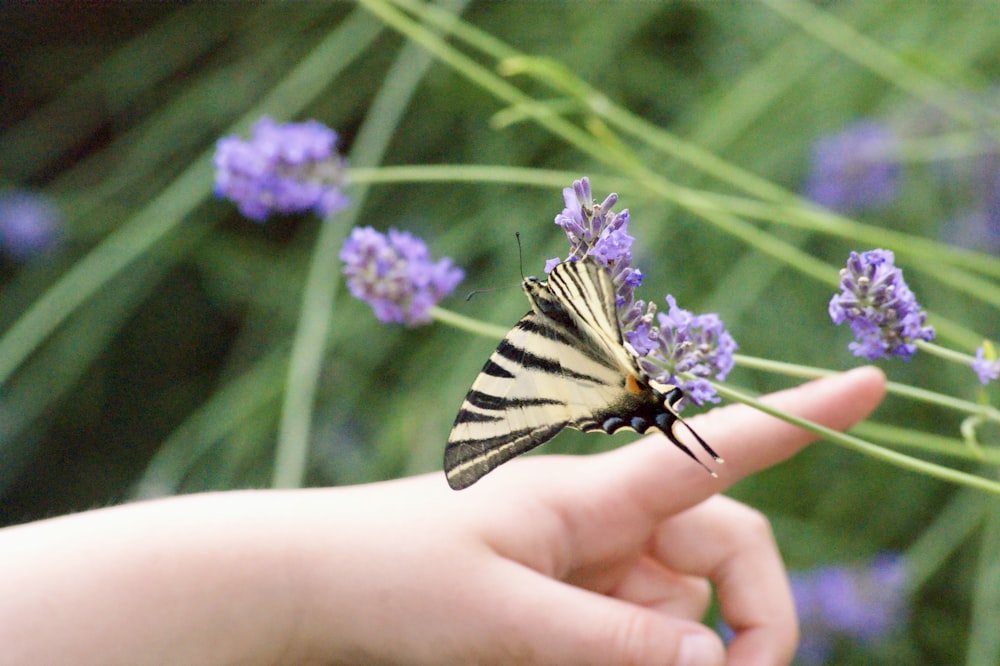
xmin=464 ymin=389 xmax=564 ymax=412
xmin=445 ymin=421 xmax=569 ymax=490
xmin=517 ymin=317 xmax=575 ymax=347
xmin=481 ymin=358 xmax=514 ymax=379
xmin=463 ymin=390 xmax=505 ymax=411
xmin=451 ymin=409 xmax=503 ymax=425
xmin=493 ymin=338 xmax=608 ymax=385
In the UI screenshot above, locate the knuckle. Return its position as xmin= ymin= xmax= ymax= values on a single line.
xmin=608 ymin=609 xmax=677 ymax=666
xmin=731 ymin=506 xmax=776 ymax=545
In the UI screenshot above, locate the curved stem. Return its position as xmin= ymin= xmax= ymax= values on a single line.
xmin=711 ymin=380 xmax=1000 ymax=497
xmin=430 ymin=306 xmax=508 ymax=340
xmin=734 ymin=354 xmax=1000 ymax=423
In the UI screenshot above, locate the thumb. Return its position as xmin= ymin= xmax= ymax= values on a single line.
xmin=485 ymin=562 xmax=725 ymax=666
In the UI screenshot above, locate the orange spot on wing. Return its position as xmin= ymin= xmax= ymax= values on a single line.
xmin=625 ymin=374 xmax=644 ymax=395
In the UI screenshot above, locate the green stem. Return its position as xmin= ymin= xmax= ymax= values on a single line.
xmin=347 ymin=164 xmax=622 ymax=190
xmin=759 ymin=0 xmax=1000 ymax=139
xmin=853 ymin=421 xmax=1000 ymax=465
xmin=916 ymin=339 xmax=978 ymax=365
xmin=696 ymin=192 xmax=1000 ymax=282
xmin=360 ymin=1 xmax=1000 ymax=352
xmin=272 ymin=1 xmax=467 ymax=488
xmin=430 ymin=306 xmax=508 ymax=340
xmin=905 ymin=488 xmax=986 ymax=592
xmin=380 ymin=0 xmax=1000 ymax=297
xmin=0 ymin=7 xmax=384 ymax=390
xmin=710 ymin=380 xmax=1000 ymax=496
xmin=0 ymin=160 xmax=212 ymax=388
xmin=271 ymin=215 xmax=352 ymax=489
xmin=968 ymin=479 xmax=1000 ymax=663
xmin=734 ymin=354 xmax=1000 ymax=423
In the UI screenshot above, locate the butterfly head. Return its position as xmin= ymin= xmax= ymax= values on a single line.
xmin=522 ymin=274 xmax=561 ymax=317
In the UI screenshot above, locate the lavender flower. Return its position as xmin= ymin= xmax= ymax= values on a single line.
xmin=791 ymin=554 xmax=909 ymax=665
xmin=628 ymin=296 xmax=736 ymax=406
xmin=213 ymin=117 xmax=349 ymax=222
xmin=829 ymin=249 xmax=934 ymax=361
xmin=551 ymin=177 xmax=644 ymax=311
xmin=804 ymin=120 xmax=901 ymax=213
xmin=0 ymin=190 xmax=62 ymax=261
xmin=972 ymin=344 xmax=999 ymax=385
xmin=340 ymin=226 xmax=464 ymax=326
xmin=549 ymin=177 xmax=736 ymax=406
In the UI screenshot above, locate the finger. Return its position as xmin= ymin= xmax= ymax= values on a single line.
xmin=604 ymin=555 xmax=711 ymax=621
xmin=484 ymin=367 xmax=886 ymax=577
xmin=482 ymin=559 xmax=725 ymax=666
xmin=609 ymin=365 xmax=887 ymax=517
xmin=649 ymin=496 xmax=796 ymax=666
xmin=697 ymin=365 xmax=888 ymax=477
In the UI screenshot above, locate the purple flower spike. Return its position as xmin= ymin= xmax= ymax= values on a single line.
xmin=213 ymin=117 xmax=349 ymax=222
xmin=549 ymin=177 xmax=737 ymax=407
xmin=804 ymin=120 xmax=901 ymax=214
xmin=629 ymin=295 xmax=737 ymax=407
xmin=972 ymin=345 xmax=1000 ymax=385
xmin=553 ymin=177 xmax=644 ymax=321
xmin=554 ymin=177 xmax=633 ymax=269
xmin=829 ymin=249 xmax=934 ymax=361
xmin=340 ymin=226 xmax=464 ymax=326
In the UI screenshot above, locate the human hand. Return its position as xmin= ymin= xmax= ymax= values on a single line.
xmin=291 ymin=366 xmax=885 ymax=666
xmin=0 ymin=367 xmax=884 ymax=666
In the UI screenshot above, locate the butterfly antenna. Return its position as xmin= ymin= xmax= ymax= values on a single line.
xmin=515 ymin=231 xmax=525 ymax=280
xmin=465 ymin=288 xmax=498 ymax=302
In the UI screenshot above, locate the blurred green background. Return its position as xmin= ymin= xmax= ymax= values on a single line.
xmin=2 ymin=2 xmax=999 ymax=663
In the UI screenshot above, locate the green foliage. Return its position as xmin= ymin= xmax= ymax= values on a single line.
xmin=3 ymin=1 xmax=1000 ymax=663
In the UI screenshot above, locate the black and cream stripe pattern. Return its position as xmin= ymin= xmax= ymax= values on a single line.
xmin=444 ymin=258 xmax=721 ymax=490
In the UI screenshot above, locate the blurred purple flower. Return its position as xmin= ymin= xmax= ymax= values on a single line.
xmin=941 ymin=154 xmax=1000 ymax=253
xmin=829 ymin=249 xmax=934 ymax=361
xmin=213 ymin=117 xmax=349 ymax=222
xmin=941 ymin=206 xmax=1000 ymax=255
xmin=340 ymin=226 xmax=464 ymax=326
xmin=628 ymin=295 xmax=736 ymax=406
xmin=804 ymin=121 xmax=901 ymax=214
xmin=792 ymin=554 xmax=909 ymax=665
xmin=0 ymin=190 xmax=62 ymax=261
xmin=972 ymin=345 xmax=999 ymax=385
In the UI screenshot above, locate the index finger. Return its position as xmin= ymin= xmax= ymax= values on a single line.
xmin=608 ymin=366 xmax=887 ymax=518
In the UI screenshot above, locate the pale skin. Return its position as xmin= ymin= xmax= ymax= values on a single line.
xmin=0 ymin=366 xmax=885 ymax=666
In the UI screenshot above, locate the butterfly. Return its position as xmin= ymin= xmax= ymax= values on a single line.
xmin=444 ymin=257 xmax=721 ymax=489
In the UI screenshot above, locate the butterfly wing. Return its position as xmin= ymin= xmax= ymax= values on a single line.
xmin=444 ymin=304 xmax=625 ymax=490
xmin=444 ymin=259 xmax=716 ymax=490
xmin=544 ymin=258 xmax=641 ymax=377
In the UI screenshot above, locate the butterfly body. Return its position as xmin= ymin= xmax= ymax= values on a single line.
xmin=444 ymin=258 xmax=719 ymax=490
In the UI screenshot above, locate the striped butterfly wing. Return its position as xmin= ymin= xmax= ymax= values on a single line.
xmin=445 ymin=259 xmax=719 ymax=490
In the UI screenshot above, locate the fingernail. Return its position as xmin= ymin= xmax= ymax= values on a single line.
xmin=677 ymin=632 xmax=723 ymax=666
